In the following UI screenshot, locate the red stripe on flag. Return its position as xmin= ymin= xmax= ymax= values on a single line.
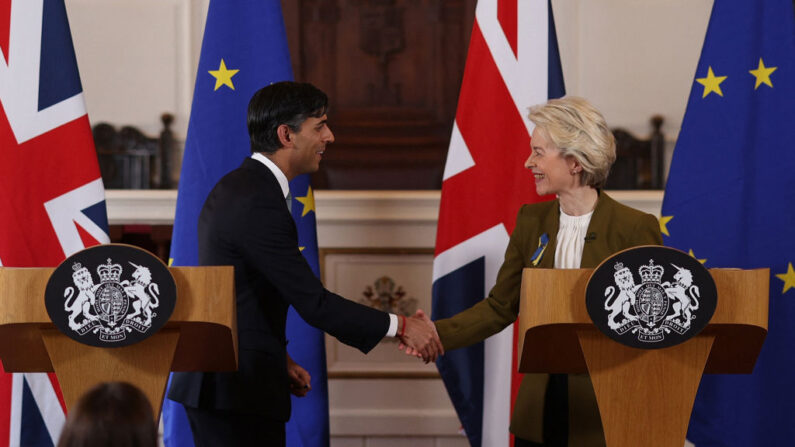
xmin=436 ymin=21 xmax=545 ymax=256
xmin=46 ymin=373 xmax=66 ymax=414
xmin=76 ymin=222 xmax=101 ymax=250
xmin=497 ymin=0 xmax=518 ymax=58
xmin=1 ymin=2 xmax=106 ymax=442
xmin=0 ymin=113 xmax=100 ymax=267
xmin=0 ymin=0 xmax=9 ymax=65
xmin=0 ymin=364 xmax=11 ymax=447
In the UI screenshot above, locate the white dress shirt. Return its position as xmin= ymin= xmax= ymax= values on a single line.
xmin=251 ymin=152 xmax=289 ymax=198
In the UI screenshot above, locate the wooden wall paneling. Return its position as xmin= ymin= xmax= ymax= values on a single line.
xmin=283 ymin=0 xmax=476 ymax=189
xmin=281 ymin=0 xmax=302 ymax=77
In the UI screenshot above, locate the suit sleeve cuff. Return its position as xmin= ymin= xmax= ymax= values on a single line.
xmin=386 ymin=313 xmax=398 ymax=337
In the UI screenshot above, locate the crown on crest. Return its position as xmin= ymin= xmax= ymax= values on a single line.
xmin=613 ymin=262 xmax=630 ymax=276
xmin=97 ymin=258 xmax=122 ymax=283
xmin=639 ymin=260 xmax=664 ymax=283
xmin=72 ymin=262 xmax=88 ymax=277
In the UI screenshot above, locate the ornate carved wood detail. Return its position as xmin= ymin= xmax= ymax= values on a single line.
xmin=283 ymin=2 xmax=666 ymax=190
xmin=283 ymin=0 xmax=476 ymax=189
xmin=358 ymin=1 xmax=407 ymax=105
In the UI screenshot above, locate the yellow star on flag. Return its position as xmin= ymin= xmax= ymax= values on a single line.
xmin=659 ymin=216 xmax=673 ymax=237
xmin=209 ymin=59 xmax=239 ymax=91
xmin=688 ymin=249 xmax=707 ymax=264
xmin=299 ymin=246 xmax=306 ymax=252
xmin=775 ymin=262 xmax=795 ymax=294
xmin=295 ymin=187 xmax=315 ymax=217
xmin=696 ymin=66 xmax=728 ymax=98
xmin=749 ymin=58 xmax=777 ymax=89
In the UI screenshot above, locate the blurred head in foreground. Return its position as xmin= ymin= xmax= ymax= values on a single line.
xmin=57 ymin=381 xmax=157 ymax=447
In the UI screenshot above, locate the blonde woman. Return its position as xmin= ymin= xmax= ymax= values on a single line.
xmin=432 ymin=97 xmax=662 ymax=446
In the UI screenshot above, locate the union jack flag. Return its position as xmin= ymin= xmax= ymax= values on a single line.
xmin=0 ymin=0 xmax=109 ymax=444
xmin=431 ymin=0 xmax=564 ymax=445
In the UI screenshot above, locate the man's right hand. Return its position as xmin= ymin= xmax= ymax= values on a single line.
xmin=398 ymin=309 xmax=444 ymax=363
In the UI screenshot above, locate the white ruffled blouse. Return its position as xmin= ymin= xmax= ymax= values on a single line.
xmin=554 ymin=208 xmax=594 ymax=269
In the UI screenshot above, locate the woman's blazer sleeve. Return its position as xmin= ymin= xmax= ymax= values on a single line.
xmin=435 ymin=206 xmax=533 ymax=351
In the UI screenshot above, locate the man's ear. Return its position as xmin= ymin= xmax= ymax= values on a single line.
xmin=276 ymin=124 xmax=292 ymax=148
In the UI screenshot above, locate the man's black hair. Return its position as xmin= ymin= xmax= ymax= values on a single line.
xmin=247 ymin=81 xmax=329 ymax=154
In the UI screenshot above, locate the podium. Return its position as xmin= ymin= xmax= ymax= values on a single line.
xmin=518 ymin=268 xmax=769 ymax=447
xmin=0 ymin=266 xmax=236 ymax=419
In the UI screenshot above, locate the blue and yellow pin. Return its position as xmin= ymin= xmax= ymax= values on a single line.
xmin=530 ymin=233 xmax=549 ymax=266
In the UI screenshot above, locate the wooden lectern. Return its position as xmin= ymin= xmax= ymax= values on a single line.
xmin=518 ymin=268 xmax=768 ymax=447
xmin=0 ymin=266 xmax=236 ymax=420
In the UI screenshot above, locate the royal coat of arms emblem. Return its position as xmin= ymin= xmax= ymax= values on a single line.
xmin=46 ymin=244 xmax=176 ymax=347
xmin=586 ymin=246 xmax=717 ymax=349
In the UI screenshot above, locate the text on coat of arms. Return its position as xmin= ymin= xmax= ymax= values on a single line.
xmin=64 ymin=258 xmax=161 ymax=342
xmin=603 ymin=259 xmax=701 ymax=343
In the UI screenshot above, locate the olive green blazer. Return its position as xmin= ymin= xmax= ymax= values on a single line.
xmin=435 ymin=191 xmax=663 ymax=445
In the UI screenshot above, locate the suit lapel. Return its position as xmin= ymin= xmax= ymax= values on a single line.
xmin=536 ymin=200 xmax=560 ymax=269
xmin=581 ymin=190 xmax=615 ymax=268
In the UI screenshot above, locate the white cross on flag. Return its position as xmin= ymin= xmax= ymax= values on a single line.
xmin=0 ymin=0 xmax=109 ymax=444
xmin=432 ymin=1 xmax=564 ymax=445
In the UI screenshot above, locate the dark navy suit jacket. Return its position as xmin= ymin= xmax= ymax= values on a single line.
xmin=168 ymin=158 xmax=389 ymax=421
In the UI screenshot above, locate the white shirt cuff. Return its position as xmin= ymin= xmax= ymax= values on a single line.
xmin=386 ymin=313 xmax=398 ymax=337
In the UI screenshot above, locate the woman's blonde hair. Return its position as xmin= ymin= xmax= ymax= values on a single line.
xmin=527 ymin=96 xmax=616 ymax=188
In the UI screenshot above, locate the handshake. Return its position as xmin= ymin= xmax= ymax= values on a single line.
xmin=288 ymin=309 xmax=443 ymax=397
xmin=397 ymin=309 xmax=444 ymax=363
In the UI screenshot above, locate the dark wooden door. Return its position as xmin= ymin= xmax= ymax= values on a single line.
xmin=282 ymin=0 xmax=476 ymax=189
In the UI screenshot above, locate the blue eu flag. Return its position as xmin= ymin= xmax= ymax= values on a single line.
xmin=163 ymin=1 xmax=329 ymax=445
xmin=661 ymin=0 xmax=795 ymax=445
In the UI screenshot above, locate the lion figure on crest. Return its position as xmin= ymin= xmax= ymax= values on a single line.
xmin=64 ymin=263 xmax=99 ymax=330
xmin=664 ymin=264 xmax=700 ymax=327
xmin=604 ymin=263 xmax=639 ymax=330
xmin=123 ymin=263 xmax=160 ymax=325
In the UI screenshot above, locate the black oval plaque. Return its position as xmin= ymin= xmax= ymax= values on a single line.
xmin=45 ymin=244 xmax=176 ymax=348
xmin=585 ymin=245 xmax=717 ymax=349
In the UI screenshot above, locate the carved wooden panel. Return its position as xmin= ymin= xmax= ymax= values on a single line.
xmin=282 ymin=0 xmax=476 ymax=189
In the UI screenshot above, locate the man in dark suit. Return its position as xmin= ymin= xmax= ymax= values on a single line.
xmin=168 ymin=81 xmax=442 ymax=446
